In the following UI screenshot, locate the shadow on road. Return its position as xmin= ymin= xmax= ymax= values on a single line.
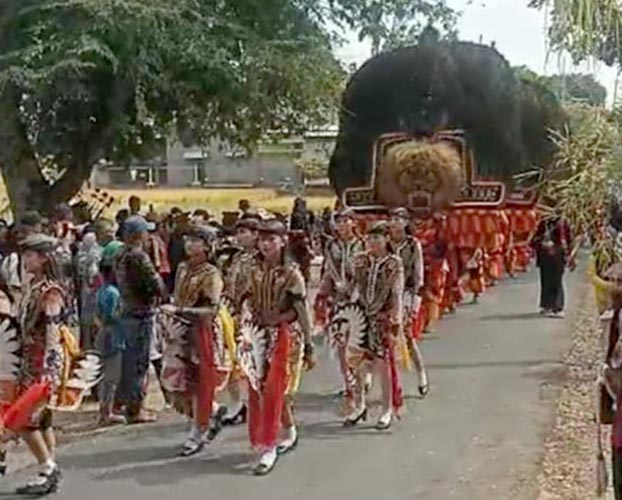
xmin=302 ymin=420 xmax=389 ymax=441
xmin=479 ymin=312 xmax=543 ymax=321
xmin=91 ymin=452 xmax=252 ymax=485
xmin=427 ymin=359 xmax=560 ymax=370
xmin=62 ymin=444 xmax=182 ymax=470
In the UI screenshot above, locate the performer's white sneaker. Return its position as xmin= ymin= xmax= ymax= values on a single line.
xmin=375 ymin=410 xmax=392 ymax=431
xmin=254 ymin=447 xmax=278 ymax=476
xmin=418 ymin=370 xmax=429 ymax=398
xmin=277 ymin=426 xmax=298 ymax=455
xmin=15 ymin=464 xmax=61 ymax=496
xmin=343 ymin=406 xmax=368 ymax=427
xmin=179 ymin=426 xmax=206 ymax=457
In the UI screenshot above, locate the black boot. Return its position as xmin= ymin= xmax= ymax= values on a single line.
xmin=0 ymin=449 xmax=6 ymax=476
xmin=206 ymin=406 xmax=227 ymax=441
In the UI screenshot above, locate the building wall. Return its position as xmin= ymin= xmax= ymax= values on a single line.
xmin=166 ymin=137 xmax=305 ymax=188
xmin=93 ymin=131 xmax=337 ymax=188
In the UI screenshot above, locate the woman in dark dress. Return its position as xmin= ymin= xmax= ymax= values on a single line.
xmin=532 ymin=216 xmax=572 ymax=317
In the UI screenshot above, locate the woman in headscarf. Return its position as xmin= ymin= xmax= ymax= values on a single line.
xmin=75 ymin=231 xmax=102 ymax=350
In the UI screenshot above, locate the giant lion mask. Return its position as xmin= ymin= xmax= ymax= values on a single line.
xmin=374 ymin=139 xmax=463 ymax=212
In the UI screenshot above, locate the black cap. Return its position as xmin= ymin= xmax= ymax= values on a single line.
xmin=258 ymin=219 xmax=287 ymax=236
xmin=333 ymin=208 xmax=355 ymax=221
xmin=389 ymin=207 xmax=410 ymax=221
xmin=186 ymin=225 xmax=218 ymax=245
xmin=366 ymin=221 xmax=389 ymax=236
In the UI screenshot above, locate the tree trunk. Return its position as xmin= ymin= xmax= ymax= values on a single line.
xmin=0 ymin=87 xmax=89 ymax=219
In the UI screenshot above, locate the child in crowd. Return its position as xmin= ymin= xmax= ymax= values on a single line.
xmin=94 ymin=242 xmax=126 ymax=425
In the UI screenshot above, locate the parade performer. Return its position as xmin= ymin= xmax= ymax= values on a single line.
xmin=387 ymin=208 xmax=429 ymax=397
xmin=422 ymin=243 xmax=449 ymax=333
xmin=221 ymin=216 xmax=260 ymax=426
xmin=0 ymin=276 xmax=16 ymax=477
xmin=485 ymin=210 xmax=510 ymax=286
xmin=160 ymin=226 xmax=233 ymax=457
xmin=12 ymin=234 xmax=66 ymax=495
xmin=414 ymin=214 xmax=449 ymax=333
xmin=238 ymin=219 xmax=316 ymax=476
xmin=315 ymin=209 xmax=364 ymax=412
xmin=341 ymin=222 xmax=404 ymax=430
xmin=463 ymin=248 xmax=486 ymax=303
xmin=115 ymin=216 xmax=168 ymax=423
xmin=1 ymin=234 xmax=100 ymax=495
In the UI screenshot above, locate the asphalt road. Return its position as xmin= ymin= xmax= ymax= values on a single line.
xmin=1 ymin=268 xmax=582 ymax=500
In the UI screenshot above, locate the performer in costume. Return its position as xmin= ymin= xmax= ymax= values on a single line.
xmin=0 ymin=274 xmax=16 ymax=477
xmin=13 ymin=234 xmax=68 ymax=495
xmin=422 ymin=243 xmax=449 ymax=333
xmin=315 ymin=209 xmax=364 ymax=412
xmin=160 ymin=226 xmax=232 ymax=457
xmin=481 ymin=210 xmax=508 ymax=286
xmin=387 ymin=208 xmax=429 ymax=397
xmin=221 ymin=216 xmax=260 ymax=426
xmin=344 ymin=222 xmax=404 ymax=430
xmin=414 ymin=214 xmax=449 ymax=333
xmin=238 ymin=219 xmax=316 ymax=476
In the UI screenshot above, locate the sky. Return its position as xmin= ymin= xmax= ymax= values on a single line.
xmin=335 ymin=0 xmax=620 ymax=104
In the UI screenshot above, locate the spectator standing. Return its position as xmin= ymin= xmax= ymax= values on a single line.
xmin=115 ymin=215 xmax=167 ymax=423
xmin=75 ymin=231 xmax=102 ymax=350
xmin=95 ymin=241 xmax=126 ymax=425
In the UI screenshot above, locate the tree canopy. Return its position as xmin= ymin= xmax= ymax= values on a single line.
xmin=547 ymin=73 xmax=607 ymax=106
xmin=0 ymin=0 xmax=463 ymax=216
xmin=514 ymin=67 xmax=607 ymax=107
xmin=0 ymin=0 xmax=348 ymax=215
xmin=330 ymin=0 xmax=457 ymax=55
xmin=529 ymin=0 xmax=622 ymax=65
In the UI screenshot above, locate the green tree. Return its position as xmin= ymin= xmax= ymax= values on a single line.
xmin=0 ymin=0 xmax=344 ymax=216
xmin=514 ymin=67 xmax=606 ymax=106
xmin=547 ymin=74 xmax=607 ymax=106
xmin=529 ymin=0 xmax=622 ymax=64
xmin=331 ymin=0 xmax=458 ymax=55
